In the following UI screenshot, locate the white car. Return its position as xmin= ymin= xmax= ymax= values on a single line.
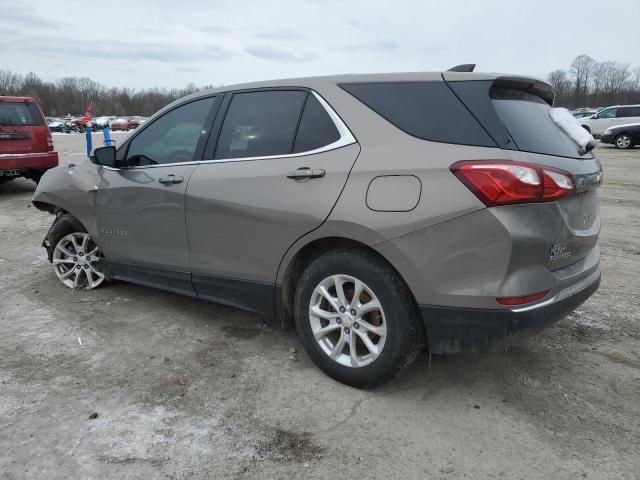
xmin=579 ymin=105 xmax=640 ymax=136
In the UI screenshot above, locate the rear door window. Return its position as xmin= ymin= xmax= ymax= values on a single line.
xmin=340 ymin=82 xmax=496 ymax=147
xmin=618 ymin=107 xmax=640 ymax=118
xmin=215 ymin=90 xmax=307 ymax=159
xmin=0 ymin=101 xmax=44 ymax=126
xmin=490 ymin=87 xmax=590 ymax=159
xmin=293 ymin=94 xmax=340 ymax=153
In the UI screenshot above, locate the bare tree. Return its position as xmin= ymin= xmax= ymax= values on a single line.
xmin=547 ymin=69 xmax=572 ymax=106
xmin=570 ymin=54 xmax=595 ymax=107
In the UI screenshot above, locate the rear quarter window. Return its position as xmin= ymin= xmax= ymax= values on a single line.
xmin=0 ymin=102 xmax=44 ymax=126
xmin=339 ymin=82 xmax=496 ymax=147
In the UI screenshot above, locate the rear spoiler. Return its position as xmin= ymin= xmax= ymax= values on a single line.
xmin=493 ymin=76 xmax=555 ymax=106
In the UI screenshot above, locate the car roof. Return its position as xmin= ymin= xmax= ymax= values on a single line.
xmin=0 ymin=96 xmax=37 ymax=103
xmin=184 ymin=70 xmax=515 ymax=98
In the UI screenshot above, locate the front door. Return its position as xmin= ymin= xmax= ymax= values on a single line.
xmin=96 ymin=96 xmax=217 ymax=293
xmin=185 ymin=90 xmax=359 ymax=314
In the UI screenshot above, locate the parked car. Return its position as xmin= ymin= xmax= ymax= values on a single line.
xmin=46 ymin=117 xmax=66 ymax=133
xmin=0 ymin=96 xmax=59 ymax=184
xmin=110 ymin=118 xmax=131 ymax=131
xmin=600 ymin=123 xmax=640 ymax=149
xmin=571 ymin=109 xmax=598 ymax=119
xmin=579 ymin=104 xmax=640 ymax=136
xmin=32 ymin=70 xmax=602 ymax=387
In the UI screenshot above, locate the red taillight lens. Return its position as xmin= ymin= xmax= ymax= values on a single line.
xmin=450 ymin=161 xmax=574 ymax=206
xmin=496 ymin=290 xmax=549 ymax=306
xmin=45 ymin=129 xmax=54 ymax=151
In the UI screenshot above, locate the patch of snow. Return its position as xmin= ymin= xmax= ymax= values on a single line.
xmin=549 ymin=107 xmax=597 ymax=154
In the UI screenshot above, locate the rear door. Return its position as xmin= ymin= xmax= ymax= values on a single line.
xmin=448 ymin=79 xmax=602 ymax=270
xmin=185 ymin=89 xmax=359 ymax=312
xmin=0 ymin=99 xmax=48 ymax=156
xmin=616 ymin=106 xmax=640 ymax=127
xmin=95 ymin=96 xmax=217 ymax=294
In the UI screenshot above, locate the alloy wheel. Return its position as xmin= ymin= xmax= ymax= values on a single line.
xmin=52 ymin=232 xmax=105 ymax=289
xmin=309 ymin=274 xmax=387 ymax=368
xmin=616 ymin=135 xmax=632 ymax=149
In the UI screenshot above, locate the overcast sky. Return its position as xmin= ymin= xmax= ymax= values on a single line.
xmin=1 ymin=0 xmax=638 ymax=90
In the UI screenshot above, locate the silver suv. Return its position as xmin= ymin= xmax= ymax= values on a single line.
xmin=33 ymin=70 xmax=602 ymax=387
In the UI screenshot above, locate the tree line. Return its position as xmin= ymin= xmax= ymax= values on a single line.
xmin=548 ymin=55 xmax=640 ymax=109
xmin=0 ymin=70 xmax=213 ymax=117
xmin=2 ymin=56 xmax=640 ymax=117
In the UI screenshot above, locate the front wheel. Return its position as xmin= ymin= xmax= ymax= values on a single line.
xmin=294 ymin=249 xmax=425 ymax=388
xmin=46 ymin=215 xmax=106 ymax=290
xmin=615 ymin=133 xmax=634 ymax=149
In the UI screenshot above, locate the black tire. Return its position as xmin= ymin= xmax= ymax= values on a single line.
xmin=614 ymin=133 xmax=634 ymax=149
xmin=44 ymin=213 xmax=87 ymax=262
xmin=294 ymin=249 xmax=425 ymax=388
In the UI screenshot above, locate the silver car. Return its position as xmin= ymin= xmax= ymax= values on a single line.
xmin=33 ymin=69 xmax=602 ymax=387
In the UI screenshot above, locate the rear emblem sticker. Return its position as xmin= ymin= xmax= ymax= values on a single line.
xmin=549 ymin=242 xmax=571 ymax=261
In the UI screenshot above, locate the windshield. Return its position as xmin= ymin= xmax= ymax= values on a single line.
xmin=490 ymin=87 xmax=591 ymax=159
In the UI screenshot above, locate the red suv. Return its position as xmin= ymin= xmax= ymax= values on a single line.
xmin=0 ymin=96 xmax=59 ymax=184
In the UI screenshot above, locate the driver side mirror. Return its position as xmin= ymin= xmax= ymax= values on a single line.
xmin=91 ymin=146 xmax=117 ymax=167
xmin=590 ymin=114 xmax=597 ymax=119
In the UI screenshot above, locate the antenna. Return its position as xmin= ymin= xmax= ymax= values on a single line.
xmin=447 ymin=64 xmax=476 ymax=72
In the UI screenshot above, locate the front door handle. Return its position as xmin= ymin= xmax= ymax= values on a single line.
xmin=159 ymin=175 xmax=184 ymax=185
xmin=286 ymin=167 xmax=326 ymax=181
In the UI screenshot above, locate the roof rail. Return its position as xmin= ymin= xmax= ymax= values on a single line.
xmin=447 ymin=64 xmax=476 ymax=72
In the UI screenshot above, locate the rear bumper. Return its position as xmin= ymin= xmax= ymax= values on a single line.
xmin=0 ymin=151 xmax=59 ymax=171
xmin=420 ymin=271 xmax=600 ymax=353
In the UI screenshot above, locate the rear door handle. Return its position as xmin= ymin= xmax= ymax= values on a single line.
xmin=286 ymin=167 xmax=326 ymax=180
xmin=159 ymin=175 xmax=184 ymax=185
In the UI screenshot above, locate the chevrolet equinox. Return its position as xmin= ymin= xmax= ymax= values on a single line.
xmin=33 ymin=69 xmax=602 ymax=387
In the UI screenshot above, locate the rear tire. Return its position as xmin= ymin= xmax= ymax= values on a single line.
xmin=614 ymin=133 xmax=634 ymax=149
xmin=294 ymin=249 xmax=425 ymax=388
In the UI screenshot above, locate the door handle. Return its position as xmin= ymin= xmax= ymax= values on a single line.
xmin=286 ymin=167 xmax=326 ymax=180
xmin=158 ymin=175 xmax=184 ymax=185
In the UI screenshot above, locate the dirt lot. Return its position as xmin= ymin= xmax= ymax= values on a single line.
xmin=1 ymin=133 xmax=639 ymax=479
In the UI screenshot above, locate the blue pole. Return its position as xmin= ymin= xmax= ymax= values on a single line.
xmin=85 ymin=124 xmax=93 ymax=157
xmin=103 ymin=125 xmax=113 ymax=146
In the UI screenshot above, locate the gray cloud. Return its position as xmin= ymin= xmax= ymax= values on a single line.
xmin=0 ymin=6 xmax=65 ymax=30
xmin=254 ymin=30 xmax=306 ymax=41
xmin=244 ymin=45 xmax=313 ymax=63
xmin=2 ymin=0 xmax=639 ymax=90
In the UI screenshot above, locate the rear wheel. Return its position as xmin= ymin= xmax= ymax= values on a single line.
xmin=294 ymin=249 xmax=425 ymax=388
xmin=614 ymin=133 xmax=634 ymax=149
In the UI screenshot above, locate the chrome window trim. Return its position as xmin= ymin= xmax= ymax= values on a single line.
xmin=102 ymin=90 xmax=356 ymax=171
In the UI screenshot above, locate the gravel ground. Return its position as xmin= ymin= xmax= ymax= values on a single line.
xmin=1 ymin=133 xmax=639 ymax=479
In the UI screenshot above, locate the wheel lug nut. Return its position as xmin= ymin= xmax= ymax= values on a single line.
xmin=73 ymin=257 xmax=78 ymax=262
xmin=339 ymin=306 xmax=345 ymax=313
xmin=354 ymin=323 xmax=359 ymax=329
xmin=345 ymin=328 xmax=350 ymax=334
xmin=336 ymin=318 xmax=341 ymax=324
xmin=84 ymin=265 xmax=89 ymax=269
xmin=76 ymin=265 xmax=81 ymax=270
xmin=85 ymin=257 xmax=90 ymax=261
xmin=350 ymin=309 xmax=356 ymax=315
xmin=79 ymin=252 xmax=84 ymax=256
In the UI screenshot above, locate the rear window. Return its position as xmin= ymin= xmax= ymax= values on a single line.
xmin=0 ymin=101 xmax=44 ymax=126
xmin=490 ymin=87 xmax=589 ymax=159
xmin=340 ymin=82 xmax=496 ymax=147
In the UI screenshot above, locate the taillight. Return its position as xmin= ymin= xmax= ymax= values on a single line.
xmin=450 ymin=160 xmax=575 ymax=206
xmin=496 ymin=290 xmax=549 ymax=306
xmin=45 ymin=129 xmax=54 ymax=151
